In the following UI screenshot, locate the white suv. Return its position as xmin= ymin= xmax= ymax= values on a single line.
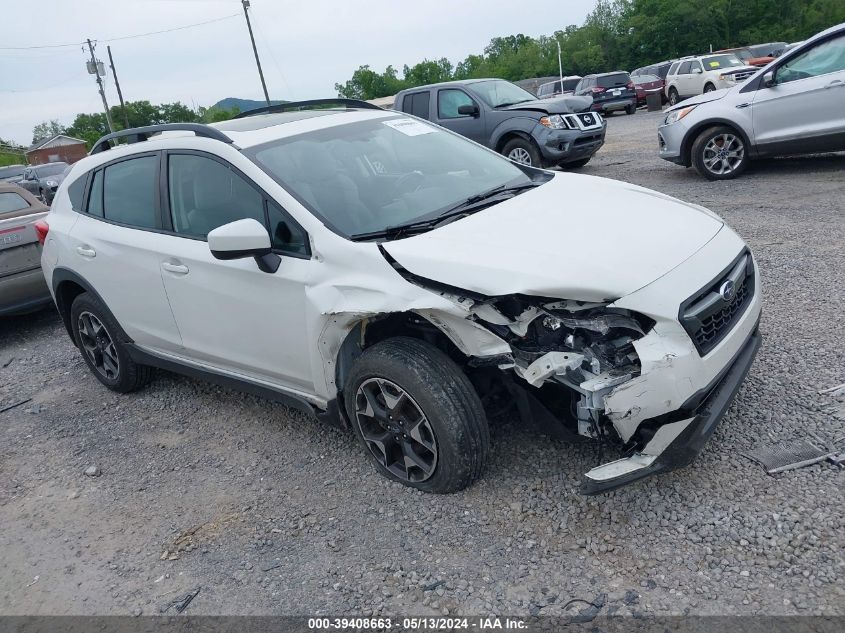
xmin=665 ymin=54 xmax=758 ymax=105
xmin=40 ymin=99 xmax=762 ymax=494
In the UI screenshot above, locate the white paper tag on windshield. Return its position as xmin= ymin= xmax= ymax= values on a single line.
xmin=383 ymin=119 xmax=435 ymax=136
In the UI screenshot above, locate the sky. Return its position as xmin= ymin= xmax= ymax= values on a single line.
xmin=0 ymin=0 xmax=596 ymax=146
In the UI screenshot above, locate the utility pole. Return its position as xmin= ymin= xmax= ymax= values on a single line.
xmin=107 ymin=46 xmax=130 ymax=129
xmin=241 ymin=0 xmax=271 ymax=107
xmin=557 ymin=40 xmax=564 ymax=94
xmin=86 ymin=39 xmax=115 ymax=134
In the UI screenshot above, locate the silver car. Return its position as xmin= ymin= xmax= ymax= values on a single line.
xmin=0 ymin=183 xmax=51 ymax=316
xmin=658 ymin=22 xmax=845 ymax=180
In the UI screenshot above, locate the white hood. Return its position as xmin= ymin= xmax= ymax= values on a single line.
xmin=382 ymin=174 xmax=723 ymax=302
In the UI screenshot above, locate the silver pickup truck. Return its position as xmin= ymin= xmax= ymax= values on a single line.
xmin=0 ymin=183 xmax=51 ymax=317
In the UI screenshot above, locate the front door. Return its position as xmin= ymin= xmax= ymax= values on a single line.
xmin=435 ymin=88 xmax=487 ymax=145
xmin=155 ymin=151 xmax=316 ymax=393
xmin=753 ymin=33 xmax=845 ymax=154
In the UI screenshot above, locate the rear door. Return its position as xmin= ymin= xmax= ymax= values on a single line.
xmin=434 ymin=88 xmax=487 ymax=145
xmin=752 ymin=32 xmax=845 ymax=154
xmin=67 ymin=153 xmax=183 ymax=352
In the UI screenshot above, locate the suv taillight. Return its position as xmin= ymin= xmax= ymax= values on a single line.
xmin=34 ymin=220 xmax=49 ymax=245
xmin=591 ymin=86 xmax=606 ymax=94
xmin=626 ymin=81 xmax=635 ymax=90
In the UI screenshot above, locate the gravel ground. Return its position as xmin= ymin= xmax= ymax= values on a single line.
xmin=1 ymin=110 xmax=843 ymax=618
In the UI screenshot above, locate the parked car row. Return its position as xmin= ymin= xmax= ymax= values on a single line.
xmin=659 ymin=22 xmax=845 ymax=180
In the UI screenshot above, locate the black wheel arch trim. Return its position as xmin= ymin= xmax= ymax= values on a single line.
xmin=681 ymin=119 xmax=754 ymax=166
xmin=51 ymin=267 xmax=119 ymax=346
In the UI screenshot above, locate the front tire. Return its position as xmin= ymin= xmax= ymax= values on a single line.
xmin=501 ymin=137 xmax=542 ymax=168
xmin=691 ymin=125 xmax=749 ymax=180
xmin=344 ymin=337 xmax=489 ymax=493
xmin=70 ymin=292 xmax=153 ymax=392
xmin=704 ymin=83 xmax=716 ymax=93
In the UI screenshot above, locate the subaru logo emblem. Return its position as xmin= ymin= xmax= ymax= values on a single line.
xmin=719 ymin=280 xmax=736 ymax=302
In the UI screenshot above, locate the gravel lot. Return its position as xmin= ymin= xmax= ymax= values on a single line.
xmin=1 ymin=110 xmax=843 ymax=618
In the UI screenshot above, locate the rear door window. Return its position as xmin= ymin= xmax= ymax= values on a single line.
xmin=678 ymin=61 xmax=692 ymax=74
xmin=102 ymin=155 xmax=158 ymax=229
xmin=401 ymin=92 xmax=430 ymax=119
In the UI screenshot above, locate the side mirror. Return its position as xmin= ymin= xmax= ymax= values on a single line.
xmin=208 ymin=218 xmax=280 ymax=273
xmin=762 ymin=70 xmax=775 ymax=88
xmin=457 ymin=104 xmax=480 ymax=117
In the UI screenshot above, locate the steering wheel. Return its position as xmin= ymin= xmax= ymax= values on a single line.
xmin=393 ymin=171 xmax=425 ymax=195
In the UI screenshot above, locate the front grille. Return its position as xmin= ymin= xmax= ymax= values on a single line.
xmin=730 ymin=71 xmax=755 ymax=81
xmin=679 ymin=251 xmax=755 ymax=356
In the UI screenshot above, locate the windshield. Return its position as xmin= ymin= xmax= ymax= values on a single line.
xmin=244 ymin=115 xmax=535 ymax=239
xmin=702 ymin=54 xmax=745 ymax=69
xmin=36 ymin=163 xmax=68 ymax=177
xmin=469 ymin=80 xmax=536 ymax=108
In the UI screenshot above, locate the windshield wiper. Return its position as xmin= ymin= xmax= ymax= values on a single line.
xmin=350 ymin=182 xmax=540 ymax=241
xmin=495 ymin=99 xmax=534 ymax=108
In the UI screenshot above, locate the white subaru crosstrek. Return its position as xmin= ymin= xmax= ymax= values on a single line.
xmin=40 ymin=99 xmax=762 ymax=494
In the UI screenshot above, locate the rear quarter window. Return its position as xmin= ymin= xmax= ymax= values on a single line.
xmin=67 ymin=175 xmax=86 ymax=212
xmin=401 ymin=92 xmax=430 ymax=120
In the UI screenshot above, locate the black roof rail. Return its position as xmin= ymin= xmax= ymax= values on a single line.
xmin=89 ymin=123 xmax=235 ymax=155
xmin=234 ymin=98 xmax=382 ymax=119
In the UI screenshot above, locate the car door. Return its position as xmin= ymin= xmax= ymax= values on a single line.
xmin=154 ymin=150 xmax=316 ymax=393
xmin=688 ymin=61 xmax=706 ymax=95
xmin=434 ymin=88 xmax=487 ymax=145
xmin=752 ymin=32 xmax=845 ymax=154
xmin=67 ymin=153 xmax=184 ymax=352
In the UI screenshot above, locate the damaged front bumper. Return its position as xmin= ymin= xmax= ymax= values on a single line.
xmin=582 ymin=320 xmax=761 ymax=494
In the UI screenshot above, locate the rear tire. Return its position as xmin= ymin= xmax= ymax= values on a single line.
xmin=690 ymin=125 xmax=749 ymax=181
xmin=625 ymin=104 xmax=636 ymax=115
xmin=70 ymin=292 xmax=153 ymax=393
xmin=501 ymin=137 xmax=542 ymax=168
xmin=344 ymin=337 xmax=489 ymax=493
xmin=668 ymin=88 xmax=680 ymax=106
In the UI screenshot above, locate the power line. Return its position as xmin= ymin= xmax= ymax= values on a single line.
xmin=0 ymin=13 xmax=239 ymax=50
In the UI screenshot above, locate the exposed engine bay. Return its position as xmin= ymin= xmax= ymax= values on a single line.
xmin=467 ymin=295 xmax=653 ymax=449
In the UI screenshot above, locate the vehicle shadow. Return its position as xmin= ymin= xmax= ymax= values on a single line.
xmin=0 ymin=306 xmax=62 ymax=347
xmin=748 ymin=152 xmax=845 ymax=176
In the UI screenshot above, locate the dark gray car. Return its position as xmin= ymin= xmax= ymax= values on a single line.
xmin=18 ymin=161 xmax=69 ymax=204
xmin=393 ymin=79 xmax=606 ymax=168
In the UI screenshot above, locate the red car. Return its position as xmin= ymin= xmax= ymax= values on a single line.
xmin=632 ymin=73 xmax=665 ymax=106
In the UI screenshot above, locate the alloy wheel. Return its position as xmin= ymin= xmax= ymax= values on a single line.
xmin=355 ymin=378 xmax=438 ymax=483
xmin=77 ymin=311 xmax=120 ymax=380
xmin=507 ymin=147 xmax=533 ymax=165
xmin=702 ymin=133 xmax=745 ymax=176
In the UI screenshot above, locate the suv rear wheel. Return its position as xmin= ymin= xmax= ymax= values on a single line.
xmin=668 ymin=88 xmax=680 ymax=106
xmin=343 ymin=337 xmax=489 ymax=493
xmin=691 ymin=125 xmax=749 ymax=180
xmin=625 ymin=104 xmax=637 ymax=115
xmin=501 ymin=138 xmax=542 ymax=168
xmin=70 ymin=292 xmax=153 ymax=392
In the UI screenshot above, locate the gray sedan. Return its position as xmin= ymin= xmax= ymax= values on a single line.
xmin=18 ymin=162 xmax=68 ymax=204
xmin=0 ymin=183 xmax=51 ymax=316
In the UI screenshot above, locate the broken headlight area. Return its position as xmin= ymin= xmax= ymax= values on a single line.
xmin=470 ymin=296 xmax=655 ymax=448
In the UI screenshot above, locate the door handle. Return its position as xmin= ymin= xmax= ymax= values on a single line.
xmin=161 ymin=262 xmax=189 ymax=275
xmin=825 ymin=80 xmax=844 ymax=89
xmin=76 ymin=246 xmax=96 ymax=258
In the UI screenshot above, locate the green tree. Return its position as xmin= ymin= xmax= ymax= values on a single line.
xmin=31 ymin=120 xmax=66 ymax=144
